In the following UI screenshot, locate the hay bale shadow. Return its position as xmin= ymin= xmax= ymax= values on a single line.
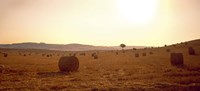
xmin=37 ymin=72 xmax=71 ymax=77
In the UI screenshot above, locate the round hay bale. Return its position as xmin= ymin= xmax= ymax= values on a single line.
xmin=188 ymin=47 xmax=195 ymax=55
xmin=132 ymin=48 xmax=137 ymax=50
xmin=93 ymin=55 xmax=98 ymax=59
xmin=58 ymin=56 xmax=79 ymax=72
xmin=149 ymin=52 xmax=153 ymax=55
xmin=73 ymin=53 xmax=76 ymax=56
xmin=4 ymin=54 xmax=8 ymax=57
xmin=91 ymin=53 xmax=96 ymax=57
xmin=166 ymin=49 xmax=170 ymax=52
xmin=80 ymin=53 xmax=86 ymax=56
xmin=170 ymin=53 xmax=184 ymax=66
xmin=142 ymin=53 xmax=146 ymax=56
xmin=135 ymin=53 xmax=139 ymax=57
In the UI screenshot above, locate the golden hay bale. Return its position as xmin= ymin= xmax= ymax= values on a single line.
xmin=91 ymin=53 xmax=96 ymax=57
xmin=132 ymin=48 xmax=137 ymax=50
xmin=149 ymin=52 xmax=153 ymax=55
xmin=4 ymin=53 xmax=8 ymax=57
xmin=58 ymin=56 xmax=79 ymax=72
xmin=188 ymin=47 xmax=195 ymax=55
xmin=93 ymin=55 xmax=98 ymax=59
xmin=116 ymin=52 xmax=118 ymax=55
xmin=135 ymin=53 xmax=139 ymax=57
xmin=142 ymin=53 xmax=146 ymax=56
xmin=170 ymin=53 xmax=184 ymax=66
xmin=166 ymin=49 xmax=170 ymax=52
xmin=73 ymin=53 xmax=76 ymax=56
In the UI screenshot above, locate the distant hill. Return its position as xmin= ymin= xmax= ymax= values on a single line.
xmin=185 ymin=39 xmax=200 ymax=46
xmin=0 ymin=42 xmax=145 ymax=51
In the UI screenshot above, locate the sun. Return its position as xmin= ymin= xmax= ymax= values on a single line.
xmin=117 ymin=0 xmax=158 ymax=25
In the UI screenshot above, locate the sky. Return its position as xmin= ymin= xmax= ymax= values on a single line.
xmin=0 ymin=0 xmax=199 ymax=46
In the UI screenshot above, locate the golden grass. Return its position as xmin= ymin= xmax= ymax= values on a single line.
xmin=0 ymin=45 xmax=200 ymax=90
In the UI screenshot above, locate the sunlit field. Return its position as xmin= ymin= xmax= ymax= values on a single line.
xmin=1 ymin=40 xmax=200 ymax=90
xmin=0 ymin=0 xmax=200 ymax=90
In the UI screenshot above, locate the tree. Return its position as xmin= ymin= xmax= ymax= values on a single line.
xmin=120 ymin=44 xmax=126 ymax=53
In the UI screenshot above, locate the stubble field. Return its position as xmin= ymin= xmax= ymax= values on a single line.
xmin=0 ymin=44 xmax=200 ymax=90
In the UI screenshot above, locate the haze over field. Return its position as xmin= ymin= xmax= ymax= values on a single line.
xmin=1 ymin=1 xmax=200 ymax=90
xmin=0 ymin=0 xmax=199 ymax=46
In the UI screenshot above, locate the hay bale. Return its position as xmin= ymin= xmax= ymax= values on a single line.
xmin=166 ymin=49 xmax=170 ymax=52
xmin=93 ymin=55 xmax=98 ymax=59
xmin=132 ymin=48 xmax=137 ymax=50
xmin=91 ymin=53 xmax=98 ymax=59
xmin=4 ymin=54 xmax=8 ymax=57
xmin=80 ymin=53 xmax=86 ymax=56
xmin=188 ymin=47 xmax=195 ymax=55
xmin=170 ymin=53 xmax=184 ymax=66
xmin=135 ymin=53 xmax=139 ymax=57
xmin=116 ymin=52 xmax=118 ymax=55
xmin=58 ymin=56 xmax=79 ymax=72
xmin=91 ymin=53 xmax=96 ymax=57
xmin=73 ymin=53 xmax=76 ymax=56
xmin=149 ymin=52 xmax=153 ymax=55
xmin=142 ymin=53 xmax=146 ymax=56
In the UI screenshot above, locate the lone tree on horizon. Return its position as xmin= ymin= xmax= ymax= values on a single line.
xmin=120 ymin=44 xmax=126 ymax=53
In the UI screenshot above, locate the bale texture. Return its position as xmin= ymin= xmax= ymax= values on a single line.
xmin=58 ymin=56 xmax=79 ymax=72
xmin=188 ymin=47 xmax=195 ymax=55
xmin=170 ymin=53 xmax=184 ymax=66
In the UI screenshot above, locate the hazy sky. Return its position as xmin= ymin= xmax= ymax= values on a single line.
xmin=0 ymin=0 xmax=199 ymax=46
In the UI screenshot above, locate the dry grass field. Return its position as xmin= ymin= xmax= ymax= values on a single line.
xmin=0 ymin=42 xmax=200 ymax=90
